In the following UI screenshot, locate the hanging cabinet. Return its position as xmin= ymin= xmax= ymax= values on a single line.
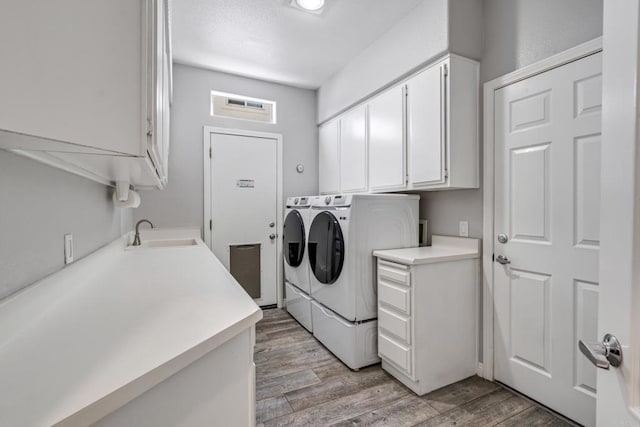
xmin=339 ymin=105 xmax=368 ymax=193
xmin=368 ymin=84 xmax=406 ymax=192
xmin=317 ymin=54 xmax=478 ymax=195
xmin=0 ymin=0 xmax=172 ymax=189
xmin=318 ymin=119 xmax=340 ymax=195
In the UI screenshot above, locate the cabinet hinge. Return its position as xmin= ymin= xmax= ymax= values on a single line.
xmin=209 ymin=219 xmax=212 ymax=230
xmin=146 ymin=118 xmax=153 ymax=138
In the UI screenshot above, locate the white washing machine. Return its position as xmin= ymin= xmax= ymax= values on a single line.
xmin=307 ymin=193 xmax=419 ymax=369
xmin=283 ymin=196 xmax=312 ymax=293
xmin=283 ymin=196 xmax=313 ymax=332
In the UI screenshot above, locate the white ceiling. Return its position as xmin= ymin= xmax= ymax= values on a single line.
xmin=171 ymin=0 xmax=424 ymax=89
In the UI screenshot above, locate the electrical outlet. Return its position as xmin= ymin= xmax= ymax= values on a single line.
xmin=64 ymin=234 xmax=74 ymax=264
xmin=459 ymin=221 xmax=469 ymax=237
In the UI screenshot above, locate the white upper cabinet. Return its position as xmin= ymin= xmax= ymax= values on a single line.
xmin=407 ymin=56 xmax=479 ymax=190
xmin=319 ymin=119 xmax=340 ymax=195
xmin=0 ymin=0 xmax=172 ymax=189
xmin=368 ymin=84 xmax=406 ymax=191
xmin=407 ymin=63 xmax=445 ymax=186
xmin=339 ymin=105 xmax=368 ymax=193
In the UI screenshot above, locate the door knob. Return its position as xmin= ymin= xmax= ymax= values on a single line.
xmin=496 ymin=255 xmax=511 ymax=265
xmin=579 ymin=333 xmax=622 ymax=369
xmin=497 ymin=233 xmax=509 ymax=244
xmin=269 ymin=233 xmax=277 ymax=240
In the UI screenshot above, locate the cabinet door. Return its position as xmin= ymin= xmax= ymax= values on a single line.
xmin=368 ymin=85 xmax=406 ymax=191
xmin=319 ymin=120 xmax=340 ymax=195
xmin=339 ymin=105 xmax=367 ymax=193
xmin=407 ymin=61 xmax=446 ymax=187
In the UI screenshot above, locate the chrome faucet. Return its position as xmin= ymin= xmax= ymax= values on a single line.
xmin=133 ymin=219 xmax=154 ymax=246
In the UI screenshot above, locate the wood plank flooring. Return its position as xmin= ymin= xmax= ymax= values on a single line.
xmin=255 ymin=308 xmax=575 ymax=427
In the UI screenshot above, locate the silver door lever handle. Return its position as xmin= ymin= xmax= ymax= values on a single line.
xmin=579 ymin=334 xmax=622 ymax=369
xmin=496 ymin=255 xmax=511 ymax=265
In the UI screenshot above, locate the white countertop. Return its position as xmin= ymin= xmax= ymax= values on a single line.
xmin=373 ymin=235 xmax=481 ymax=265
xmin=0 ymin=228 xmax=262 ymax=427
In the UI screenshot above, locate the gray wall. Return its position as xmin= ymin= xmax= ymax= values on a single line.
xmin=317 ymin=0 xmax=483 ymax=123
xmin=135 ymin=64 xmax=318 ymax=229
xmin=419 ymin=0 xmax=603 ymax=243
xmin=0 ymin=150 xmax=127 ymax=300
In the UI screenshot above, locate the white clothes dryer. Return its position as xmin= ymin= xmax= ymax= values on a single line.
xmin=308 ymin=194 xmax=419 ymax=322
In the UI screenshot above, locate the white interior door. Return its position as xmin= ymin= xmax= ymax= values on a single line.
xmin=595 ymin=1 xmax=640 ymax=424
xmin=210 ymin=132 xmax=278 ymax=306
xmin=494 ymin=52 xmax=602 ymax=426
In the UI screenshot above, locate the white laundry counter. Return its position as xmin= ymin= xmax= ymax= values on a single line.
xmin=0 ymin=228 xmax=262 ymax=427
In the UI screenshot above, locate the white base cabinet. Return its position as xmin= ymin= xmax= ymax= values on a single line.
xmin=0 ymin=0 xmax=172 ymax=189
xmin=373 ymin=236 xmax=481 ymax=395
xmin=95 ymin=328 xmax=257 ymax=427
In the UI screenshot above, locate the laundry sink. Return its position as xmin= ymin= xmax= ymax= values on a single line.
xmin=131 ymin=238 xmax=199 ymax=249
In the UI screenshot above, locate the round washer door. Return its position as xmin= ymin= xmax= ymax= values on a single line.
xmin=308 ymin=211 xmax=345 ymax=284
xmin=283 ymin=210 xmax=305 ymax=267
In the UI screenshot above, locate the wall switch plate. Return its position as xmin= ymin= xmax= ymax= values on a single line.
xmin=459 ymin=221 xmax=469 ymax=237
xmin=64 ymin=234 xmax=74 ymax=264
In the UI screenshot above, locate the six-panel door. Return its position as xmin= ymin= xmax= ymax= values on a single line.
xmin=493 ymin=52 xmax=602 ymax=427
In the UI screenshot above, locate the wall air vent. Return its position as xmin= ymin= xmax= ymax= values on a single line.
xmin=211 ymin=91 xmax=276 ymax=123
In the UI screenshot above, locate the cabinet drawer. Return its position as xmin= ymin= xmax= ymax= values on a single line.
xmin=378 ymin=261 xmax=410 ymax=286
xmin=379 ymin=333 xmax=412 ymax=375
xmin=378 ymin=280 xmax=411 ymax=315
xmin=379 ymin=307 xmax=411 ymax=344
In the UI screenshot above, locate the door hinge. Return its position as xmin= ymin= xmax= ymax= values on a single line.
xmin=442 ymin=63 xmax=449 ymax=77
xmin=209 ymin=147 xmax=212 ymax=158
xmin=444 ymin=169 xmax=449 ymax=179
xmin=492 ymin=253 xmax=495 ymax=262
xmin=209 ymin=219 xmax=212 ymax=230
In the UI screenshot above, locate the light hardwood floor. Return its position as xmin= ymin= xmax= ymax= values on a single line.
xmin=255 ymin=308 xmax=575 ymax=427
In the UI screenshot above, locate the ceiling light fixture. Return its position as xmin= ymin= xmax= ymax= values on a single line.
xmin=295 ymin=0 xmax=325 ymax=11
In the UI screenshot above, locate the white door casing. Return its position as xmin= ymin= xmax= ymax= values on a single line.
xmin=597 ymin=1 xmax=640 ymax=425
xmin=493 ymin=51 xmax=602 ymax=425
xmin=203 ymin=127 xmax=283 ymax=307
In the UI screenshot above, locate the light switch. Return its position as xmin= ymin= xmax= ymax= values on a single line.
xmin=64 ymin=234 xmax=74 ymax=264
xmin=459 ymin=221 xmax=469 ymax=237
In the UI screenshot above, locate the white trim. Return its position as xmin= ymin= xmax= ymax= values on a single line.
xmin=481 ymin=37 xmax=603 ymax=381
xmin=11 ymin=150 xmax=114 ymax=187
xmin=203 ymin=126 xmax=285 ymax=308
